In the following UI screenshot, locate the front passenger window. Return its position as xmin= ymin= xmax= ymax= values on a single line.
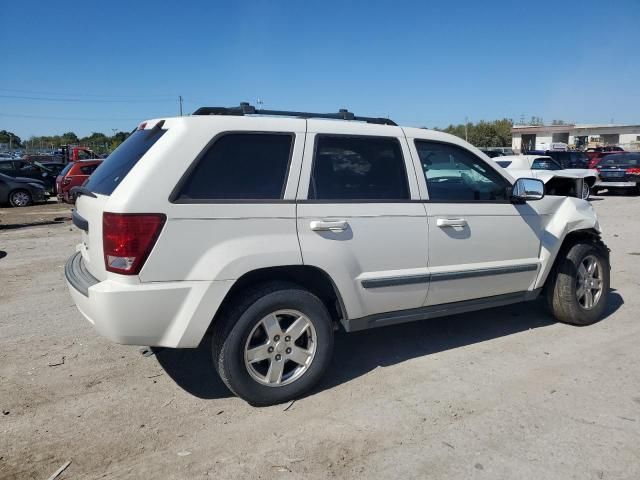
xmin=415 ymin=140 xmax=509 ymax=201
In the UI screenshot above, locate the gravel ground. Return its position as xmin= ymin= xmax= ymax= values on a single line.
xmin=1 ymin=195 xmax=639 ymax=479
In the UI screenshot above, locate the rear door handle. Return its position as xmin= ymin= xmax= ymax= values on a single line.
xmin=310 ymin=219 xmax=348 ymax=232
xmin=436 ymin=218 xmax=467 ymax=228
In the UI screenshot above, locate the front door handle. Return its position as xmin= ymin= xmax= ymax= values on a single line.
xmin=436 ymin=218 xmax=468 ymax=228
xmin=310 ymin=219 xmax=348 ymax=232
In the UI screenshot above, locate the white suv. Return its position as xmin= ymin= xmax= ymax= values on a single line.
xmin=65 ymin=103 xmax=610 ymax=405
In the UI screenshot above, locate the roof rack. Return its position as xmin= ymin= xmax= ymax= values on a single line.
xmin=192 ymin=102 xmax=397 ymax=126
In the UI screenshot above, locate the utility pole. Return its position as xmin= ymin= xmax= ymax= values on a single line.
xmin=179 ymin=95 xmax=183 ymax=116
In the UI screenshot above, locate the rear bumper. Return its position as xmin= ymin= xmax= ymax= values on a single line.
xmin=595 ymin=181 xmax=637 ymax=188
xmin=64 ymin=252 xmax=234 ymax=348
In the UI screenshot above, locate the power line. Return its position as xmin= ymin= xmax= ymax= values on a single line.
xmin=0 ymin=94 xmax=174 ymax=104
xmin=0 ymin=112 xmax=142 ymax=121
xmin=0 ymin=87 xmax=174 ymax=100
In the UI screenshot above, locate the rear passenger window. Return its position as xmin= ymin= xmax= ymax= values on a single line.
xmin=309 ymin=136 xmax=409 ymax=200
xmin=175 ymin=133 xmax=293 ymax=201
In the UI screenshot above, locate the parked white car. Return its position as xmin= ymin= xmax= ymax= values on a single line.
xmin=65 ymin=104 xmax=610 ymax=405
xmin=495 ymin=155 xmax=598 ymax=200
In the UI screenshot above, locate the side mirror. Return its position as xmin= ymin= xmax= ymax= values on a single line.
xmin=511 ymin=177 xmax=545 ymax=203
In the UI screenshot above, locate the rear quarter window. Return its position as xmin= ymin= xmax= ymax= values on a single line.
xmin=84 ymin=128 xmax=165 ymax=195
xmin=173 ymin=133 xmax=294 ymax=201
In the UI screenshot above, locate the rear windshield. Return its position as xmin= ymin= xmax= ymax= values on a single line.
xmin=600 ymin=154 xmax=640 ymax=166
xmin=84 ymin=128 xmax=165 ymax=195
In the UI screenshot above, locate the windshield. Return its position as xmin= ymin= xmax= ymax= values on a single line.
xmin=84 ymin=127 xmax=166 ymax=195
xmin=33 ymin=161 xmax=54 ymax=173
xmin=531 ymin=157 xmax=563 ymax=170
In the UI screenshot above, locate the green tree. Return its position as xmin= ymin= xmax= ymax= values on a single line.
xmin=61 ymin=132 xmax=79 ymax=144
xmin=438 ymin=119 xmax=513 ymax=147
xmin=0 ymin=130 xmax=22 ymax=148
xmin=110 ymin=131 xmax=130 ymax=151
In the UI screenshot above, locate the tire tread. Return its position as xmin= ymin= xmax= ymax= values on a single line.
xmin=547 ymin=239 xmax=609 ymax=325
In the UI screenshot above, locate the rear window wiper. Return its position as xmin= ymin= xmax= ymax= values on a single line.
xmin=70 ymin=186 xmax=97 ymax=199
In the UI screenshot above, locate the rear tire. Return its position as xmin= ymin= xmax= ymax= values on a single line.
xmin=546 ymin=241 xmax=609 ymax=325
xmin=212 ymin=282 xmax=334 ymax=406
xmin=9 ymin=189 xmax=32 ymax=207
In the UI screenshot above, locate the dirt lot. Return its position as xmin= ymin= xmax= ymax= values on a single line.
xmin=1 ymin=196 xmax=639 ymax=479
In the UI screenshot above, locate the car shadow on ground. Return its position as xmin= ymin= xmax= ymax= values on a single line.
xmin=153 ymin=291 xmax=623 ymax=401
xmin=0 ymin=218 xmax=70 ymax=230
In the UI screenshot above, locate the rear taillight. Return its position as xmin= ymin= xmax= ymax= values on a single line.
xmin=103 ymin=213 xmax=166 ymax=275
xmin=626 ymin=168 xmax=640 ymax=176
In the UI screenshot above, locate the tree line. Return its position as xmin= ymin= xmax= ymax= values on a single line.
xmin=1 ymin=129 xmax=131 ymax=154
xmin=436 ymin=119 xmax=513 ymax=148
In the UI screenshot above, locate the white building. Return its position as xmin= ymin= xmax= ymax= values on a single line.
xmin=512 ymin=124 xmax=640 ymax=152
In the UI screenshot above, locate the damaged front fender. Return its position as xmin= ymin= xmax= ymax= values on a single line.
xmin=534 ymin=196 xmax=601 ymax=289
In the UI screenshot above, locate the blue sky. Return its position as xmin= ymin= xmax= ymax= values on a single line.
xmin=2 ymin=0 xmax=639 ymax=139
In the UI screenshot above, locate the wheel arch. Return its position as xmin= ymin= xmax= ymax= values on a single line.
xmin=540 ymin=228 xmax=609 ymax=293
xmin=209 ymin=265 xmax=348 ymax=333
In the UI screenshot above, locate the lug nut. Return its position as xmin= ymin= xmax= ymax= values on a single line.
xmin=275 ymin=354 xmax=282 ymax=361
xmin=285 ymin=336 xmax=291 ymax=342
xmin=268 ymin=346 xmax=274 ymax=353
xmin=274 ymin=335 xmax=280 ymax=342
xmin=286 ymin=347 xmax=292 ymax=354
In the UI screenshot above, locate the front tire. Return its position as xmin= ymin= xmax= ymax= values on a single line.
xmin=212 ymin=282 xmax=334 ymax=406
xmin=547 ymin=242 xmax=610 ymax=325
xmin=9 ymin=189 xmax=33 ymax=207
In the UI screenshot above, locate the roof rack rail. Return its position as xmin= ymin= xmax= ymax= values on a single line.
xmin=192 ymin=102 xmax=397 ymax=126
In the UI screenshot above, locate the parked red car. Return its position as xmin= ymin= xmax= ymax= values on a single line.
xmin=586 ymin=147 xmax=625 ymax=169
xmin=56 ymin=159 xmax=103 ymax=204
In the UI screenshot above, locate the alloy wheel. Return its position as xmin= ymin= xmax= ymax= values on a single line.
xmin=244 ymin=309 xmax=317 ymax=387
xmin=576 ymin=254 xmax=603 ymax=310
xmin=11 ymin=191 xmax=31 ymax=207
